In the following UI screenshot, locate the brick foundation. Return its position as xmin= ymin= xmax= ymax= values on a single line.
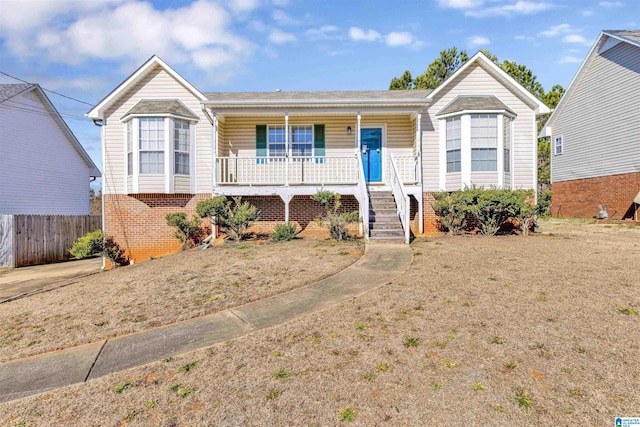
xmin=104 ymin=193 xmax=362 ymax=264
xmin=552 ymin=172 xmax=640 ymax=220
xmin=422 ymin=192 xmax=441 ymax=234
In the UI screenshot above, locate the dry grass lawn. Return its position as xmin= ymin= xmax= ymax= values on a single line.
xmin=2 ymin=219 xmax=639 ymax=426
xmin=0 ymin=238 xmax=363 ymax=363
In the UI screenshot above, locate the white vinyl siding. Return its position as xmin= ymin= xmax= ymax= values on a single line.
xmin=471 ymin=114 xmax=497 ymax=172
xmin=0 ymin=90 xmax=91 ymax=214
xmin=102 ymin=66 xmax=204 ymax=194
xmin=550 ymin=41 xmax=640 ymax=183
xmin=424 ymin=61 xmax=537 ymax=192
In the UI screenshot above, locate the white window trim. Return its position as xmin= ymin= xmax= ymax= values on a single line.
xmin=173 ymin=119 xmax=191 ymax=176
xmin=554 ymin=135 xmax=563 ymax=155
xmin=266 ymin=124 xmax=316 ymax=158
xmin=123 ymin=115 xmax=196 ymax=194
xmin=438 ymin=113 xmax=507 ymax=190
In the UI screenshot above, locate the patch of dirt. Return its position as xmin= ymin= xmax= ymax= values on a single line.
xmin=1 ymin=220 xmax=639 ymax=425
xmin=0 ymin=238 xmax=363 ymax=362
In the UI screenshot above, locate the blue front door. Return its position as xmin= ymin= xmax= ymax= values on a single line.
xmin=361 ymin=128 xmax=382 ymax=183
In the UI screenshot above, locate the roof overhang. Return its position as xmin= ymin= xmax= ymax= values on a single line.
xmin=436 ymin=109 xmax=517 ymax=119
xmin=87 ymin=55 xmax=206 ymax=120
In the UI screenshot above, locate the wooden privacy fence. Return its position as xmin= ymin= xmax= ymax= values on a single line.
xmin=0 ymin=215 xmax=101 ymax=268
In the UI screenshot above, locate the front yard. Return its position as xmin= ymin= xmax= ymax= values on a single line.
xmin=2 ymin=219 xmax=639 ymax=425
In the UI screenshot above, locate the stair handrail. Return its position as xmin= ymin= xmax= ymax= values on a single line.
xmin=356 ymin=152 xmax=369 ymax=240
xmin=389 ymin=153 xmax=411 ymax=244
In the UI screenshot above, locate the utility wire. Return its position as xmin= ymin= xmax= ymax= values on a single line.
xmin=2 ymin=99 xmax=89 ymax=121
xmin=1 ymin=71 xmax=96 ymax=107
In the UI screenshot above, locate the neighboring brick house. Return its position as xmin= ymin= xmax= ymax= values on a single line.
xmin=88 ymin=53 xmax=549 ymax=263
xmin=540 ymin=30 xmax=640 ymax=220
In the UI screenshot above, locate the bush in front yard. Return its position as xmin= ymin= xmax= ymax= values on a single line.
xmin=166 ymin=212 xmax=202 ymax=250
xmin=104 ymin=236 xmax=129 ymax=267
xmin=272 ymin=222 xmax=298 ymax=242
xmin=69 ymin=229 xmax=104 ymax=259
xmin=312 ymin=190 xmax=360 ymax=241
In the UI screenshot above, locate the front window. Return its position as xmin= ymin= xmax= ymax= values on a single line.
xmin=174 ymin=120 xmax=190 ymax=175
xmin=268 ymin=125 xmax=287 ymax=157
xmin=126 ymin=121 xmax=133 ymax=176
xmin=503 ymin=116 xmax=511 ymax=173
xmin=554 ymin=135 xmax=563 ymax=155
xmin=471 ymin=114 xmax=497 ymax=172
xmin=139 ymin=118 xmax=164 ymax=174
xmin=446 ymin=117 xmax=461 ymax=173
xmin=290 ymin=125 xmax=313 ymax=157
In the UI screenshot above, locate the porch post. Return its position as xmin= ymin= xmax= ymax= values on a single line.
xmin=280 ymin=193 xmax=293 ymax=224
xmin=356 ymin=111 xmax=361 ymax=153
xmin=285 ymin=112 xmax=289 ymax=186
xmin=212 ymin=113 xmax=218 ymax=188
xmin=416 ymin=110 xmax=424 ymax=234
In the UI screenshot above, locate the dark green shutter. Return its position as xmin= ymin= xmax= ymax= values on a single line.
xmin=256 ymin=125 xmax=267 ymax=163
xmin=314 ymin=124 xmax=325 ymax=163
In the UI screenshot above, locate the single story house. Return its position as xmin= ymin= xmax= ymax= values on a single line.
xmin=540 ymin=29 xmax=640 ymax=220
xmin=88 ymin=52 xmax=549 ymax=263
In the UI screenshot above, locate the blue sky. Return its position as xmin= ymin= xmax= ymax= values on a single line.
xmin=0 ymin=0 xmax=637 ymax=191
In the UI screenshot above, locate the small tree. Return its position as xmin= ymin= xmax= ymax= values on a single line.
xmin=312 ymin=190 xmax=360 ymax=241
xmin=196 ymin=196 xmax=230 ymax=237
xmin=514 ymin=190 xmax=536 ymax=236
xmin=166 ymin=212 xmax=202 ymax=250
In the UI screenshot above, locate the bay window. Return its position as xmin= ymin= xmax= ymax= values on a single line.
xmin=470 ymin=114 xmax=497 ymax=172
xmin=446 ymin=117 xmax=461 ymax=173
xmin=139 ymin=118 xmax=164 ymax=174
xmin=174 ymin=119 xmax=190 ymax=175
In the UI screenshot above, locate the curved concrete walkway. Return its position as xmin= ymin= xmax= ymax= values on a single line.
xmin=0 ymin=243 xmax=412 ymax=402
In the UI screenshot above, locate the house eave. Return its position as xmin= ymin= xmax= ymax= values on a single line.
xmin=435 ymin=109 xmax=517 ymax=119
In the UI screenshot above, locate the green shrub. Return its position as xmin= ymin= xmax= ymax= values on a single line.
xmin=514 ymin=189 xmax=536 ymax=236
xmin=468 ymin=188 xmax=521 ymax=236
xmin=166 ymin=212 xmax=202 ymax=250
xmin=432 ymin=191 xmax=471 ymax=235
xmin=69 ymin=229 xmax=103 ymax=259
xmin=312 ymin=190 xmax=359 ymax=241
xmin=272 ymin=223 xmax=298 ymax=242
xmin=537 ymin=189 xmax=552 ymax=218
xmin=225 ymin=197 xmax=259 ymax=242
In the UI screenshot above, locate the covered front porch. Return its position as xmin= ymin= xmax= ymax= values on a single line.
xmin=202 ymin=93 xmax=429 ymax=241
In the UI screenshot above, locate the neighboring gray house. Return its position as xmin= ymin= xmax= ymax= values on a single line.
xmin=0 ymin=84 xmax=101 ymax=215
xmin=540 ymin=30 xmax=640 ymax=220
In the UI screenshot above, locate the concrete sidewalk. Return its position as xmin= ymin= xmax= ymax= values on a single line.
xmin=0 ymin=243 xmax=412 ymax=402
xmin=0 ymin=258 xmax=102 ymax=303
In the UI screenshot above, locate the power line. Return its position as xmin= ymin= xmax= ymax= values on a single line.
xmin=3 ymin=99 xmax=89 ymax=121
xmin=0 ymin=71 xmax=96 ymax=107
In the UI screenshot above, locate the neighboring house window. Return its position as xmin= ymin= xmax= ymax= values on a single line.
xmin=290 ymin=125 xmax=313 ymax=157
xmin=471 ymin=114 xmax=497 ymax=172
xmin=139 ymin=118 xmax=164 ymax=174
xmin=127 ymin=121 xmax=133 ymax=176
xmin=268 ymin=125 xmax=287 ymax=157
xmin=174 ymin=119 xmax=190 ymax=175
xmin=446 ymin=117 xmax=461 ymax=173
xmin=554 ymin=135 xmax=563 ymax=155
xmin=503 ymin=116 xmax=511 ymax=173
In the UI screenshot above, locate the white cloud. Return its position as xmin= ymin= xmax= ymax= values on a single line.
xmin=466 ymin=1 xmax=553 ymax=17
xmin=386 ymin=32 xmax=413 ymax=46
xmin=468 ymin=35 xmax=490 ymax=46
xmin=437 ymin=0 xmax=484 ymax=8
xmin=0 ymin=0 xmax=256 ymax=78
xmin=582 ymin=9 xmax=594 ymax=16
xmin=305 ymin=25 xmax=341 ymax=40
xmin=562 ymin=34 xmax=588 ymax=44
xmin=228 ymin=0 xmax=261 ymax=13
xmin=271 ymin=0 xmax=290 ymax=6
xmin=599 ymin=1 xmax=624 ymax=7
xmin=540 ymin=23 xmax=572 ymax=37
xmin=268 ymin=29 xmax=296 ymax=44
xmin=557 ymin=55 xmax=582 ymax=64
xmin=272 ymin=9 xmax=300 ymax=25
xmin=348 ymin=27 xmax=381 ymax=42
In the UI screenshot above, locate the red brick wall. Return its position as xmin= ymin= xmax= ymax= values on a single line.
xmin=104 ymin=193 xmax=362 ymax=264
xmin=552 ymin=172 xmax=640 ymax=220
xmin=422 ymin=192 xmax=441 ymax=234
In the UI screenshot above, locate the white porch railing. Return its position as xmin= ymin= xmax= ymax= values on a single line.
xmin=389 ymin=154 xmax=411 ymax=244
xmin=392 ymin=154 xmax=419 ymax=184
xmin=216 ymin=156 xmax=358 ymax=185
xmin=356 ymin=151 xmax=369 ymax=241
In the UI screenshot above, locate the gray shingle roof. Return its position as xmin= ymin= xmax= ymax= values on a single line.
xmin=203 ymin=90 xmax=431 ymax=102
xmin=0 ymin=83 xmax=35 ymax=103
xmin=121 ymin=99 xmax=199 ymax=120
xmin=605 ymin=29 xmax=640 ymax=46
xmin=437 ymin=95 xmax=516 ymax=117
